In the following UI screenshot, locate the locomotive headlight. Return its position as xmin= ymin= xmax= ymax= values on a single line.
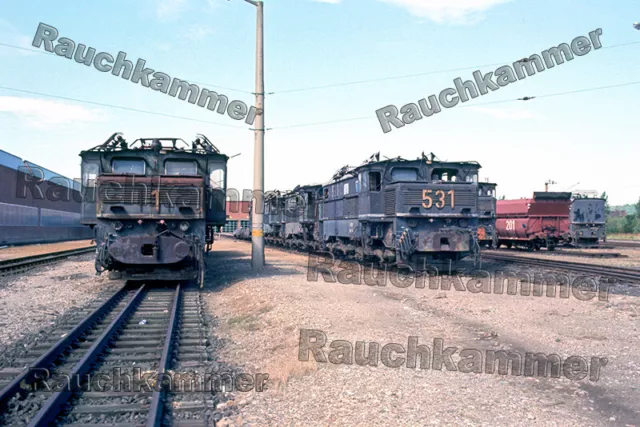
xmin=459 ymin=219 xmax=468 ymax=227
xmin=113 ymin=221 xmax=124 ymax=231
xmin=179 ymin=221 xmax=190 ymax=232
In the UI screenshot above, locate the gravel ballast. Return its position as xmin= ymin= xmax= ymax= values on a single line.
xmin=203 ymin=238 xmax=640 ymax=426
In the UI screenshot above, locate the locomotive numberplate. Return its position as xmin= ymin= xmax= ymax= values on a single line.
xmin=422 ymin=189 xmax=455 ymax=209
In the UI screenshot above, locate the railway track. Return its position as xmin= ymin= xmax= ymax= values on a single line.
xmin=228 ymin=235 xmax=640 ymax=284
xmin=0 ymin=282 xmax=216 ymax=426
xmin=0 ymin=247 xmax=96 ymax=276
xmin=482 ymin=251 xmax=640 ymax=282
xmin=607 ymin=240 xmax=640 ymax=249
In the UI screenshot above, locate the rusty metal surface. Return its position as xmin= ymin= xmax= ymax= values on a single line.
xmin=108 ymin=235 xmax=192 ymax=264
xmin=416 ymin=230 xmax=472 ymax=252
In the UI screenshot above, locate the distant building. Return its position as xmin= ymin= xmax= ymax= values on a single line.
xmin=610 ymin=210 xmax=627 ymax=218
xmin=223 ymin=201 xmax=250 ymax=233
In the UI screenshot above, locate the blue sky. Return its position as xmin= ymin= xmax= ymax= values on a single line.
xmin=1 ymin=0 xmax=638 ymax=205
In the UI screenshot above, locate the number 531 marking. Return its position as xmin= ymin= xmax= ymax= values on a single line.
xmin=422 ymin=189 xmax=455 ymax=209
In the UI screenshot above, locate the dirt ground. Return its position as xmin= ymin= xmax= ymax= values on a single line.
xmin=204 ymin=237 xmax=640 ymax=427
xmin=0 ymin=240 xmax=94 ymax=262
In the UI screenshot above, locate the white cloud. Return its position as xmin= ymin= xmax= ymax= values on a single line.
xmin=0 ymin=96 xmax=106 ymax=128
xmin=467 ymin=106 xmax=541 ymax=120
xmin=378 ymin=0 xmax=511 ymax=23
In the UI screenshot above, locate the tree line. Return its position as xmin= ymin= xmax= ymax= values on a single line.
xmin=601 ymin=192 xmax=640 ymax=235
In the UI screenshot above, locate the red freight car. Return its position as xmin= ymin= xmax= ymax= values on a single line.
xmin=496 ymin=192 xmax=571 ymax=251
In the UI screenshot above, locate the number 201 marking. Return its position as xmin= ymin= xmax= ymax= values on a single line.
xmin=422 ymin=189 xmax=455 ymax=209
xmin=505 ymin=219 xmax=516 ymax=231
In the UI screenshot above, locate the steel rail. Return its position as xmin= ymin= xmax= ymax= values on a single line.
xmin=482 ymin=253 xmax=640 ymax=282
xmin=0 ymin=283 xmax=128 ymax=411
xmin=0 ymin=246 xmax=95 ymax=274
xmin=608 ymin=240 xmax=640 ymax=249
xmin=146 ymin=284 xmax=182 ymax=427
xmin=28 ymin=285 xmax=147 ymax=427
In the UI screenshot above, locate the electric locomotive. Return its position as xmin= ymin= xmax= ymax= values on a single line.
xmin=80 ymin=133 xmax=228 ymax=286
xmin=321 ymin=153 xmax=482 ymax=270
xmin=568 ymin=197 xmax=606 ymax=246
xmin=477 ymin=182 xmax=497 ymax=248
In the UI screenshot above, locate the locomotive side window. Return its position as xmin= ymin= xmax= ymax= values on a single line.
xmin=82 ymin=162 xmax=99 ymax=187
xmin=432 ymin=168 xmax=459 ymax=182
xmin=359 ymin=172 xmax=368 ymax=191
xmin=368 ymin=171 xmax=381 ymax=192
xmin=112 ymin=159 xmax=145 ymax=175
xmin=344 ymin=183 xmax=349 ymax=195
xmin=391 ymin=167 xmax=418 ymax=181
xmin=165 ymin=160 xmax=197 ymax=176
xmin=209 ymin=165 xmax=225 ymax=189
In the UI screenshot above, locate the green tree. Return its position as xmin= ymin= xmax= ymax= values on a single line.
xmin=600 ymin=191 xmax=611 ymax=216
xmin=606 ymin=217 xmax=624 ymax=233
xmin=623 ymin=214 xmax=637 ymax=233
xmin=634 ymin=196 xmax=640 ymax=216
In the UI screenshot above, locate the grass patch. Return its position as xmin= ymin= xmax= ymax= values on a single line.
xmin=608 ymin=233 xmax=640 ymax=241
xmin=227 ymin=314 xmax=258 ymax=330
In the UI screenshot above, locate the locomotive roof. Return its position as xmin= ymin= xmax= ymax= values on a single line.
xmin=80 ymin=132 xmax=228 ymax=159
xmin=328 ymin=153 xmax=482 ymax=183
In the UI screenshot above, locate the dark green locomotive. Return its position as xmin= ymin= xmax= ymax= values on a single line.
xmin=80 ymin=133 xmax=228 ymax=286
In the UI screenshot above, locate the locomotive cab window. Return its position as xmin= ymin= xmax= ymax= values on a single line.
xmin=391 ymin=167 xmax=418 ymax=181
xmin=82 ymin=162 xmax=99 ymax=188
xmin=432 ymin=168 xmax=458 ymax=182
xmin=112 ymin=159 xmax=145 ymax=175
xmin=165 ymin=160 xmax=198 ymax=176
xmin=359 ymin=172 xmax=368 ymax=191
xmin=209 ymin=165 xmax=225 ymax=189
xmin=368 ymin=171 xmax=381 ymax=191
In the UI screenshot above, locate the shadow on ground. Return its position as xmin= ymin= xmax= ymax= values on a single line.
xmin=203 ymin=248 xmax=301 ymax=293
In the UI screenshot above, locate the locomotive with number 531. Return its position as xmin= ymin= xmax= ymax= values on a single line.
xmin=262 ymin=153 xmax=485 ymax=270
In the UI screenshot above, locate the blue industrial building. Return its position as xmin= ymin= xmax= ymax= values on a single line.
xmin=0 ymin=149 xmax=93 ymax=245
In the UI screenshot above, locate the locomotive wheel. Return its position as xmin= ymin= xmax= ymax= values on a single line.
xmin=506 ymin=242 xmax=512 ymax=249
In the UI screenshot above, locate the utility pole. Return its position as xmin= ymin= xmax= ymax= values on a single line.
xmin=242 ymin=0 xmax=265 ymax=269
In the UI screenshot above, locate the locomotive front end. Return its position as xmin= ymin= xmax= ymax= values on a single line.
xmin=569 ymin=198 xmax=606 ymax=246
xmin=80 ymin=133 xmax=227 ymax=285
xmin=391 ymin=173 xmax=480 ymax=268
xmin=96 ymin=175 xmax=206 ymax=280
